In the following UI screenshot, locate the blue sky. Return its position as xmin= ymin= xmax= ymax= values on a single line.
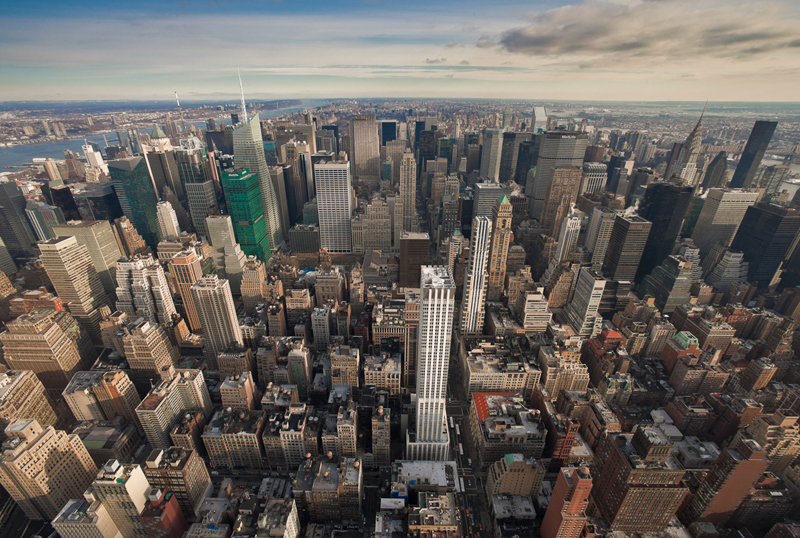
xmin=2 ymin=0 xmax=799 ymax=101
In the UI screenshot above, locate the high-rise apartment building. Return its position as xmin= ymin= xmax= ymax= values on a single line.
xmin=169 ymin=250 xmax=203 ymax=332
xmin=315 ymin=161 xmax=352 ymax=253
xmin=459 ymin=217 xmax=491 ymax=336
xmin=691 ymin=189 xmax=758 ymax=257
xmin=399 ymin=232 xmax=430 ymax=288
xmin=602 ymin=214 xmax=652 ymax=283
xmin=730 ymin=203 xmax=800 ymax=287
xmin=155 ymin=201 xmax=181 ymax=241
xmin=730 ymin=121 xmax=778 ymax=189
xmin=541 ymin=467 xmax=593 ymax=538
xmin=52 ymin=220 xmax=122 ymax=300
xmin=407 ymin=266 xmax=455 ymax=461
xmin=190 ymin=275 xmax=242 ymax=369
xmin=487 ymin=195 xmax=514 ymax=300
xmin=400 ymin=153 xmax=418 ymax=231
xmin=635 ymin=182 xmax=694 ymax=283
xmin=349 ymin=114 xmax=380 ymax=180
xmin=220 ymin=169 xmax=271 ymax=262
xmin=0 ymin=370 xmax=58 ymax=431
xmin=115 ymin=254 xmax=176 ymax=326
xmin=1 ymin=310 xmax=94 ymax=397
xmin=39 ymin=236 xmax=110 ymax=343
xmin=233 ymin=113 xmax=284 ymax=252
xmin=526 ymin=132 xmax=588 ymax=221
xmin=108 ymin=157 xmax=161 ymax=250
xmin=480 ymin=129 xmax=503 ymax=182
xmin=0 ymin=419 xmax=97 ymax=521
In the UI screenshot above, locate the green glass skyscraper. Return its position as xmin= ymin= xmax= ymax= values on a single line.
xmin=221 ymin=168 xmax=270 ymax=263
xmin=108 ymin=156 xmax=161 ymax=250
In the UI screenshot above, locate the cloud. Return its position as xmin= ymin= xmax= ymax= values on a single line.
xmin=425 ymin=58 xmax=447 ymax=64
xmin=476 ymin=35 xmax=495 ymax=48
xmin=459 ymin=60 xmax=470 ymax=65
xmin=445 ymin=42 xmax=459 ymax=48
xmin=496 ymin=0 xmax=800 ymax=62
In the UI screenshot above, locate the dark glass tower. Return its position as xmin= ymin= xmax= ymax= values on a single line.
xmin=638 ymin=255 xmax=693 ymax=314
xmin=220 ymin=168 xmax=271 ymax=262
xmin=730 ymin=121 xmax=778 ymax=189
xmin=602 ymin=214 xmax=652 ymax=283
xmin=108 ymin=156 xmax=161 ymax=250
xmin=701 ymin=151 xmax=728 ymax=190
xmin=634 ymin=182 xmax=694 ymax=283
xmin=730 ymin=203 xmax=800 ymax=287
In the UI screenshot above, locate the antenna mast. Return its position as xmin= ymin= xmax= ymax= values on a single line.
xmin=175 ymin=91 xmax=187 ymax=133
xmin=238 ymin=67 xmax=247 ymax=123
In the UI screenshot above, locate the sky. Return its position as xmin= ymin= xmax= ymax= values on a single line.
xmin=1 ymin=0 xmax=799 ymax=102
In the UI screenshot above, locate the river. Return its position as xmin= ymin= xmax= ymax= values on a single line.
xmin=0 ymin=99 xmax=329 ymax=169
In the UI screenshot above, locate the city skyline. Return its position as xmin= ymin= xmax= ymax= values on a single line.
xmin=2 ymin=0 xmax=799 ymax=102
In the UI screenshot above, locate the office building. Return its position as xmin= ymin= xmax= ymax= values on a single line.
xmin=730 ymin=121 xmax=778 ymax=188
xmin=143 ymin=447 xmax=211 ymax=520
xmin=0 ymin=370 xmax=58 ymax=432
xmin=363 ymin=198 xmax=392 ymax=252
xmin=220 ymin=169 xmax=271 ymax=261
xmin=399 ymin=153 xmax=417 ymax=231
xmin=541 ymin=467 xmax=593 ymax=538
xmin=204 ymin=215 xmax=245 ymax=294
xmin=480 ymin=129 xmax=503 ymax=182
xmin=561 ymin=269 xmax=605 ymax=336
xmin=542 ymin=166 xmax=582 ymax=236
xmin=51 ymin=499 xmax=121 ymax=538
xmin=52 ymin=220 xmax=122 ymax=300
xmin=90 ymin=461 xmax=151 ymax=538
xmin=680 ymin=438 xmax=769 ymax=526
xmin=692 ymin=189 xmax=758 ymax=257
xmin=730 ymin=203 xmax=800 ymax=286
xmin=526 ymin=132 xmax=588 ymax=221
xmin=584 ymin=207 xmax=617 ymax=270
xmin=191 ymin=276 xmax=242 ymax=369
xmin=233 ymin=113 xmax=283 ymax=252
xmin=25 ymin=200 xmax=65 ymax=241
xmin=156 ymin=201 xmax=180 ymax=242
xmin=665 ymin=112 xmax=703 ymax=184
xmin=175 ymin=136 xmax=218 ymax=238
xmin=202 ymin=407 xmax=266 ymax=471
xmin=39 ymin=236 xmax=110 ymax=343
xmin=407 ymin=266 xmax=455 ymax=461
xmin=487 ymin=195 xmax=513 ymax=300
xmin=580 ymin=163 xmax=607 ymax=194
xmin=398 ymin=232 xmax=430 ymax=289
xmin=112 ymin=217 xmax=149 ymax=258
xmin=638 ymin=255 xmax=694 ymax=314
xmin=349 ymin=114 xmax=381 ymax=180
xmin=122 ymin=318 xmax=178 ymax=380
xmin=169 ymin=250 xmax=203 ymax=332
xmin=602 ymin=214 xmax=652 ymax=283
xmin=108 ymin=157 xmax=161 ymax=250
xmin=635 ymin=182 xmax=694 ymax=283
xmin=591 ymin=429 xmax=687 ymax=532
xmin=1 ymin=310 xmax=94 ymax=397
xmin=0 ymin=420 xmax=96 ymax=521
xmin=459 ymin=216 xmax=491 ymax=336
xmin=0 ymin=178 xmax=37 ymax=260
xmin=315 ymin=161 xmax=352 ymax=252
xmin=115 ymin=254 xmax=176 ymax=326
xmin=487 ymin=453 xmax=545 ymax=497
xmin=219 ymin=371 xmax=258 ymax=410
xmin=469 ymin=393 xmax=547 ymax=465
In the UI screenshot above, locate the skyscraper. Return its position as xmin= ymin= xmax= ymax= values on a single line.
xmin=480 ymin=129 xmax=503 ymax=182
xmin=730 ymin=203 xmax=800 ymax=286
xmin=526 ymin=132 xmax=588 ymax=221
xmin=602 ymin=214 xmax=652 ymax=283
xmin=665 ymin=111 xmax=704 ymax=184
xmin=0 ymin=178 xmax=37 ymax=260
xmin=349 ymin=114 xmax=381 ymax=180
xmin=691 ymin=188 xmax=758 ymax=257
xmin=580 ymin=162 xmax=608 ymax=194
xmin=561 ymin=268 xmax=606 ymax=337
xmin=637 ymin=255 xmax=693 ymax=315
xmin=584 ymin=207 xmax=618 ymax=270
xmin=205 ymin=215 xmax=246 ymax=293
xmin=487 ymin=195 xmax=513 ymax=300
xmin=155 ymin=201 xmax=180 ymax=241
xmin=233 ymin=113 xmax=284 ymax=252
xmin=399 ymin=232 xmax=430 ymax=288
xmin=39 ymin=236 xmax=110 ymax=344
xmin=220 ymin=169 xmax=270 ymax=262
xmin=174 ymin=136 xmax=218 ymax=238
xmin=400 ymin=153 xmax=418 ymax=231
xmin=541 ymin=467 xmax=593 ymax=538
xmin=635 ymin=182 xmax=694 ymax=283
xmin=190 ymin=275 xmax=242 ymax=369
xmin=52 ymin=220 xmax=123 ymax=300
xmin=114 ymin=254 xmax=176 ymax=326
xmin=459 ymin=217 xmax=491 ymax=336
xmin=407 ymin=266 xmax=455 ymax=461
xmin=730 ymin=121 xmax=778 ymax=189
xmin=315 ymin=161 xmax=353 ymax=253
xmin=0 ymin=420 xmax=97 ymax=521
xmin=531 ymin=106 xmax=547 ymax=133
xmin=108 ymin=157 xmax=161 ymax=250
xmin=542 ymin=166 xmax=582 ymax=237
xmin=168 ymin=250 xmax=203 ymax=332
xmin=701 ymin=151 xmax=728 ymax=190
xmin=122 ymin=318 xmax=178 ymax=381
xmin=0 ymin=370 xmax=58 ymax=432
xmin=90 ymin=461 xmax=151 ymax=538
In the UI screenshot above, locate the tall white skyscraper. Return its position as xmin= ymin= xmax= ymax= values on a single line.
xmin=553 ymin=213 xmax=582 ymax=265
xmin=480 ymin=129 xmax=503 ymax=182
xmin=561 ymin=268 xmax=606 ymax=337
xmin=531 ymin=106 xmax=547 ymax=133
xmin=156 ymin=201 xmax=180 ymax=241
xmin=115 ymin=254 xmax=177 ymax=326
xmin=190 ymin=275 xmax=243 ymax=370
xmin=459 ymin=217 xmax=491 ymax=336
xmin=316 ymin=160 xmax=353 ymax=253
xmin=399 ymin=153 xmax=417 ymax=232
xmin=82 ymin=143 xmax=109 ymax=175
xmin=691 ymin=188 xmax=758 ymax=258
xmin=349 ymin=114 xmax=381 ymax=180
xmin=580 ymin=162 xmax=608 ymax=194
xmin=233 ymin=112 xmax=284 ymax=252
xmin=205 ymin=215 xmax=246 ymax=294
xmin=407 ymin=266 xmax=455 ymax=461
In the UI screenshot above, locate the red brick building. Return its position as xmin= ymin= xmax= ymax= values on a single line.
xmin=541 ymin=467 xmax=593 ymax=538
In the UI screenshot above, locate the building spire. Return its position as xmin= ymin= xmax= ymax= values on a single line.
xmin=174 ymin=90 xmax=187 ymax=132
xmin=238 ymin=67 xmax=247 ymax=123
